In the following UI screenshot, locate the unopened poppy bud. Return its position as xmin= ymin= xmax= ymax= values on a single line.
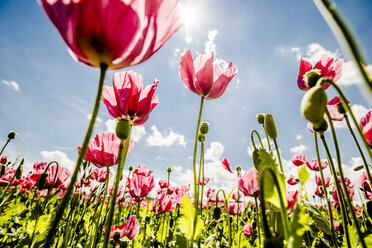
xmin=145 ymin=215 xmax=151 ymax=222
xmin=129 ymin=166 xmax=134 ymax=172
xmin=38 ymin=173 xmax=48 ymax=190
xmin=116 ymin=118 xmax=130 ymax=140
xmin=301 ymin=85 xmax=327 ymax=124
xmin=312 ymin=119 xmax=328 ymax=133
xmin=200 ymin=122 xmax=209 ymax=134
xmin=198 ymin=133 xmax=205 ymax=142
xmin=0 ymin=165 xmax=6 ymax=175
xmin=15 ymin=159 xmax=24 ymax=180
xmin=8 ymin=131 xmax=17 ymax=140
xmin=113 ymin=231 xmax=121 ymax=242
xmin=167 ymin=167 xmax=172 ymax=173
xmin=213 ymin=206 xmax=221 ymax=220
xmin=264 ymin=114 xmax=277 ymax=139
xmin=0 ymin=157 xmax=7 ymax=165
xmin=366 ymin=200 xmax=372 ymax=219
xmin=337 ymin=103 xmax=347 ymax=114
xmin=236 ymin=165 xmax=241 ymax=172
xmin=120 ymin=241 xmax=129 ymax=248
xmin=256 ymin=113 xmax=265 ymax=124
xmin=252 ymin=149 xmax=261 ymax=170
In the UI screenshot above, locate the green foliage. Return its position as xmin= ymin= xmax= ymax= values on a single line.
xmin=287 ymin=203 xmax=311 ymax=248
xmin=298 ymin=165 xmax=310 ymax=185
xmin=342 ymin=225 xmax=360 ymax=248
xmin=303 ymin=201 xmax=331 ymax=235
xmin=178 ymin=194 xmax=204 ymax=240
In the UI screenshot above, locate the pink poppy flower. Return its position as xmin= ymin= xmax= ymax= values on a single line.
xmin=179 ymin=49 xmax=238 ymax=100
xmin=287 ymin=190 xmax=298 ymax=210
xmin=360 ymin=110 xmax=372 ymax=148
xmin=228 ymin=202 xmax=245 ymax=215
xmin=315 ymin=175 xmax=330 ymax=187
xmin=39 ymin=0 xmax=182 ymax=70
xmin=315 ymin=186 xmax=325 ymax=198
xmin=307 ymin=159 xmax=328 ymax=171
xmin=199 ymin=177 xmax=209 ymax=186
xmin=45 ymin=165 xmax=71 ymax=189
xmin=108 ymin=215 xmax=139 ymax=244
xmin=221 ymin=157 xmax=233 ymax=173
xmin=152 ymin=191 xmax=177 ymax=214
xmin=242 ymin=224 xmax=253 ymax=237
xmin=231 ymin=191 xmax=243 ymax=201
xmin=158 ymin=179 xmax=168 ymax=189
xmin=291 ymin=154 xmax=310 ymax=167
xmin=78 ymin=132 xmax=134 ymax=168
xmin=358 ymin=171 xmax=372 ymax=192
xmin=297 ymin=54 xmax=342 ymax=91
xmin=102 ymin=71 xmax=159 ymax=125
xmin=127 ymin=165 xmax=155 ymax=198
xmin=238 ymin=169 xmax=260 ymax=198
xmin=333 ymin=176 xmax=354 ymax=202
xmin=91 ymin=167 xmax=111 ymax=183
xmin=327 ymin=96 xmax=349 ymax=121
xmin=287 ymin=175 xmax=299 ymax=186
xmin=33 ymin=162 xmax=47 ymax=171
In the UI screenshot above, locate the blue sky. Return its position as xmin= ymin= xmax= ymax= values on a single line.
xmin=1 ymin=0 xmax=372 ymax=196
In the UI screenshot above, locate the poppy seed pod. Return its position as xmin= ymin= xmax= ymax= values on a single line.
xmin=15 ymin=159 xmax=24 ymax=180
xmin=213 ymin=206 xmax=221 ymax=220
xmin=8 ymin=131 xmax=16 ymax=140
xmin=337 ymin=102 xmax=347 ymax=114
xmin=129 ymin=166 xmax=134 ymax=172
xmin=264 ymin=114 xmax=277 ymax=139
xmin=200 ymin=122 xmax=209 ymax=134
xmin=198 ymin=133 xmax=205 ymax=142
xmin=116 ymin=118 xmax=130 ymax=140
xmin=312 ymin=118 xmax=328 ymax=133
xmin=167 ymin=167 xmax=172 ymax=173
xmin=256 ymin=113 xmax=265 ymax=124
xmin=301 ymin=84 xmax=328 ymax=124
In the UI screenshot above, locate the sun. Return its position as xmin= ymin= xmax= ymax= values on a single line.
xmin=180 ymin=3 xmax=200 ymax=28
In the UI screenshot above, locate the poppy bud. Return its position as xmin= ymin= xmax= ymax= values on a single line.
xmin=116 ymin=118 xmax=130 ymax=140
xmin=15 ymin=159 xmax=24 ymax=180
xmin=312 ymin=119 xmax=328 ymax=133
xmin=236 ymin=165 xmax=241 ymax=172
xmin=256 ymin=113 xmax=265 ymax=124
xmin=167 ymin=167 xmax=172 ymax=173
xmin=120 ymin=241 xmax=129 ymax=248
xmin=113 ymin=231 xmax=121 ymax=242
xmin=366 ymin=200 xmax=372 ymax=219
xmin=252 ymin=149 xmax=261 ymax=170
xmin=264 ymin=114 xmax=277 ymax=139
xmin=304 ymin=69 xmax=321 ymax=89
xmin=213 ymin=206 xmax=221 ymax=220
xmin=129 ymin=166 xmax=134 ymax=172
xmin=0 ymin=165 xmax=5 ymax=175
xmin=145 ymin=216 xmax=151 ymax=222
xmin=337 ymin=103 xmax=347 ymax=114
xmin=8 ymin=131 xmax=17 ymax=140
xmin=301 ymin=85 xmax=328 ymax=124
xmin=38 ymin=173 xmax=48 ymax=191
xmin=200 ymin=122 xmax=209 ymax=134
xmin=0 ymin=156 xmax=7 ymax=165
xmin=198 ymin=133 xmax=205 ymax=142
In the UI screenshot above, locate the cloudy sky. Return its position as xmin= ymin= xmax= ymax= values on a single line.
xmin=1 ymin=0 xmax=372 ymax=199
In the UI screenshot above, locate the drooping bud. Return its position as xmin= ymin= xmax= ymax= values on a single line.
xmin=8 ymin=131 xmax=17 ymax=140
xmin=200 ymin=122 xmax=209 ymax=134
xmin=116 ymin=118 xmax=130 ymax=140
xmin=15 ymin=159 xmax=24 ymax=180
xmin=37 ymin=173 xmax=48 ymax=191
xmin=198 ymin=133 xmax=205 ymax=142
xmin=213 ymin=206 xmax=221 ymax=220
xmin=167 ymin=167 xmax=172 ymax=173
xmin=252 ymin=149 xmax=261 ymax=170
xmin=256 ymin=113 xmax=265 ymax=124
xmin=301 ymin=84 xmax=328 ymax=125
xmin=264 ymin=114 xmax=277 ymax=139
xmin=312 ymin=118 xmax=328 ymax=133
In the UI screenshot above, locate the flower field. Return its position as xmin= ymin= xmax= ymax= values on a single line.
xmin=1 ymin=0 xmax=372 ymax=247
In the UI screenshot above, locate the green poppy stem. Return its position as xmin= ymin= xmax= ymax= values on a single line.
xmin=43 ymin=63 xmax=107 ymax=248
xmin=324 ymin=109 xmax=367 ymax=248
xmin=0 ymin=139 xmax=10 ymax=157
xmin=254 ymin=196 xmax=261 ymax=248
xmin=216 ymin=189 xmax=232 ymax=247
xmin=273 ymin=139 xmax=283 ymax=173
xmin=313 ymin=0 xmax=372 ymax=93
xmin=250 ymin=130 xmax=264 ymax=150
xmin=314 ymin=132 xmax=338 ymax=248
xmin=103 ymin=123 xmax=132 ymax=248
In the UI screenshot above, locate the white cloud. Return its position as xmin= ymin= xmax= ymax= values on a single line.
xmin=295 ymin=134 xmax=302 ymax=140
xmin=204 ymin=29 xmax=218 ymax=54
xmin=86 ymin=113 xmax=102 ymax=124
xmin=350 ymin=157 xmax=363 ymax=167
xmin=289 ymin=144 xmax=308 ymax=154
xmin=205 ymin=141 xmax=224 ymax=162
xmin=105 ymin=119 xmax=116 ymax=133
xmin=146 ymin=125 xmax=186 ymax=147
xmin=2 ymin=80 xmax=20 ymax=91
xmin=352 ymin=104 xmax=369 ymax=123
xmin=40 ymin=150 xmax=75 ymax=173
